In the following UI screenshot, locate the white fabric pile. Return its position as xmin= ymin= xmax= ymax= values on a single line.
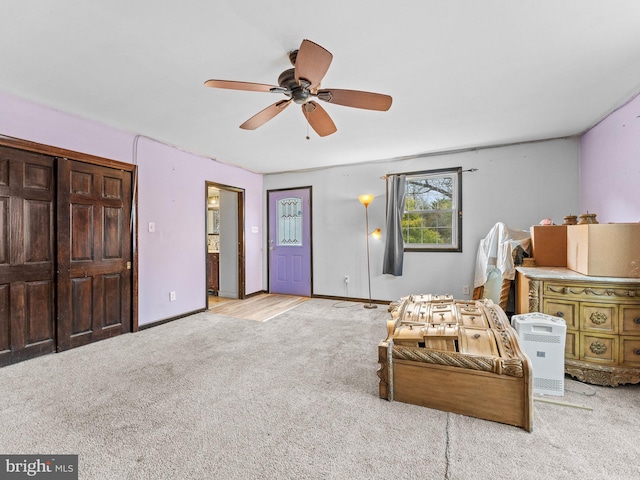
xmin=473 ymin=222 xmax=531 ymax=289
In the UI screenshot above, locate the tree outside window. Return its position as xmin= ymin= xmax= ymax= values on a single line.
xmin=401 ymin=167 xmax=462 ymax=251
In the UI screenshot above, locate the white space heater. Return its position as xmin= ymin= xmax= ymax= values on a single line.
xmin=511 ymin=312 xmax=566 ymax=396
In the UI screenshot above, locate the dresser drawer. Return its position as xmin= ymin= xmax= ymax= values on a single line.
xmin=565 ymin=331 xmax=578 ymax=359
xmin=620 ymin=337 xmax=640 ymax=367
xmin=580 ymin=333 xmax=617 ymax=364
xmin=580 ymin=303 xmax=618 ymax=334
xmin=542 ymin=299 xmax=577 ymax=329
xmin=620 ymin=306 xmax=640 ymax=335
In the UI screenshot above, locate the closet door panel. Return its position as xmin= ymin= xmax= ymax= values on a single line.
xmin=0 ymin=146 xmax=55 ymax=366
xmin=57 ymin=159 xmax=132 ymax=350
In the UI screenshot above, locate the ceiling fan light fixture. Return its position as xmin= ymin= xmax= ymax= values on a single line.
xmin=204 ymin=39 xmax=392 ymax=135
xmin=292 ymin=87 xmax=311 ymax=104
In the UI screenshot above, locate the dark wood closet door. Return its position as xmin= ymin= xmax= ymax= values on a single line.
xmin=0 ymin=147 xmax=56 ymax=366
xmin=56 ymin=159 xmax=132 ymax=350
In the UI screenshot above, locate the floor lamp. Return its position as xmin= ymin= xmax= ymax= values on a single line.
xmin=358 ymin=194 xmax=380 ymax=309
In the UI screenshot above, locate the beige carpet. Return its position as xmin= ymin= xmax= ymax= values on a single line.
xmin=0 ymin=298 xmax=638 ymax=479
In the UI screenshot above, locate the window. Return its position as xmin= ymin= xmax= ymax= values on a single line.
xmin=277 ymin=197 xmax=303 ymax=246
xmin=401 ymin=167 xmax=462 ymax=252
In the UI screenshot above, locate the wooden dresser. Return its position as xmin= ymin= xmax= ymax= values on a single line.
xmin=516 ymin=267 xmax=640 ymax=386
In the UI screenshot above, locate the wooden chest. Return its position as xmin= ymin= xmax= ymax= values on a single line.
xmin=378 ymin=295 xmax=533 ymax=431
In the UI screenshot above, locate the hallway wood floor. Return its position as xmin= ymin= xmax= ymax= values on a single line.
xmin=207 ymin=293 xmax=308 ymax=322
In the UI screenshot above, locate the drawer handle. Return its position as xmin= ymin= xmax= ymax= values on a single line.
xmin=635 ymin=349 xmax=640 ymax=356
xmin=590 ymin=341 xmax=608 ymax=355
xmin=556 ymin=311 xmax=564 ymax=318
xmin=635 ymin=317 xmax=640 ymax=325
xmin=590 ymin=311 xmax=608 ymax=325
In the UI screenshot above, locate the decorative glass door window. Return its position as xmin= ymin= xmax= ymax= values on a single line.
xmin=277 ymin=197 xmax=303 ymax=246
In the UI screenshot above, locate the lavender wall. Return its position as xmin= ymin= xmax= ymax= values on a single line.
xmin=580 ymin=93 xmax=640 ymax=223
xmin=135 ymin=137 xmax=263 ymax=324
xmin=0 ymin=92 xmax=264 ymax=326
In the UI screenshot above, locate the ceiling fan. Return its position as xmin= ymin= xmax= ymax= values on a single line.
xmin=204 ymin=39 xmax=392 ymax=137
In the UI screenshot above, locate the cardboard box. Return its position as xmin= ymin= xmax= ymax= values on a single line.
xmin=530 ymin=225 xmax=567 ymax=267
xmin=566 ymin=223 xmax=640 ymax=278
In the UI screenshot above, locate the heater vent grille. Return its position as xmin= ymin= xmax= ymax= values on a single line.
xmin=523 ymin=332 xmax=561 ymax=344
xmin=534 ymin=377 xmax=563 ymax=392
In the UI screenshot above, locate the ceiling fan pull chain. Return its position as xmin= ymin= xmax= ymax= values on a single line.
xmin=304 ymin=107 xmax=310 ymax=140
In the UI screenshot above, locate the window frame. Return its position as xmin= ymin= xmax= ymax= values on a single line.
xmin=398 ymin=166 xmax=462 ymax=253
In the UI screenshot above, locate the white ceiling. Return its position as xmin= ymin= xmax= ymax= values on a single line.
xmin=2 ymin=1 xmax=640 ymax=174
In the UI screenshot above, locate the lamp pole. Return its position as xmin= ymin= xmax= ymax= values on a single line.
xmin=359 ymin=194 xmax=377 ymax=309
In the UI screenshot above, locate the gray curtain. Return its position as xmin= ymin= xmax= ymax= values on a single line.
xmin=382 ymin=174 xmax=406 ymax=276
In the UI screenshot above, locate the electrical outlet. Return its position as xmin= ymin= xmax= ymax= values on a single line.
xmin=344 ymin=275 xmax=350 ymax=284
xmin=170 ymin=291 xmax=176 ymax=301
xmin=462 ymin=285 xmax=470 ymax=295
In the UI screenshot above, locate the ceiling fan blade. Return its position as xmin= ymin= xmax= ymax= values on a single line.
xmin=316 ymin=89 xmax=392 ymax=111
xmin=239 ymin=99 xmax=292 ymax=130
xmin=294 ymin=40 xmax=333 ymax=90
xmin=302 ymin=101 xmax=337 ymax=137
xmin=204 ymin=79 xmax=278 ymax=93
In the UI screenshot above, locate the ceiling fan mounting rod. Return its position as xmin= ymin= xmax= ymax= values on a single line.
xmin=288 ymin=49 xmax=298 ymax=66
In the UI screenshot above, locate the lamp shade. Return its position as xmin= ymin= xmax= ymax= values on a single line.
xmin=358 ymin=194 xmax=374 ymax=206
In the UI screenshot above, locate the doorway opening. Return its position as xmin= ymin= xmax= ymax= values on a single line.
xmin=206 ymin=182 xmax=245 ymax=309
